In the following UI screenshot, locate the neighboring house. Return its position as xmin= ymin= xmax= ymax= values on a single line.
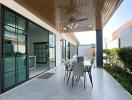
xmin=107 ymin=20 xmax=132 ymax=48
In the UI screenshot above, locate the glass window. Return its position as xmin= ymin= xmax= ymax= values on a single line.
xmin=34 ymin=43 xmax=48 ymax=64
xmin=4 ymin=9 xmax=27 ymax=90
xmin=4 ymin=10 xmax=15 ymax=27
xmin=17 ymin=56 xmax=26 ymax=69
xmin=4 ymin=71 xmax=15 ymax=88
xmin=18 ymin=69 xmax=26 ymax=82
xmin=5 ymin=26 xmax=16 ymax=35
xmin=17 ymin=16 xmax=26 ymax=30
xmin=4 ymin=57 xmax=15 ymax=72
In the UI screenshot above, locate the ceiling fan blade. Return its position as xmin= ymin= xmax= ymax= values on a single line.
xmin=57 ymin=5 xmax=69 ymax=10
xmin=76 ymin=18 xmax=88 ymax=22
xmin=56 ymin=21 xmax=65 ymax=23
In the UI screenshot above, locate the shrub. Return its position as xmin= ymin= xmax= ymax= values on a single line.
xmin=104 ymin=64 xmax=132 ymax=94
xmin=103 ymin=47 xmax=132 ymax=94
xmin=118 ymin=47 xmax=132 ymax=71
xmin=103 ymin=48 xmax=122 ymax=67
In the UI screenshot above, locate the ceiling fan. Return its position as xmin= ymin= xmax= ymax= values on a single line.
xmin=56 ymin=0 xmax=88 ymax=30
xmin=66 ymin=15 xmax=88 ymax=29
xmin=56 ymin=15 xmax=88 ymax=32
xmin=68 ymin=15 xmax=88 ymax=24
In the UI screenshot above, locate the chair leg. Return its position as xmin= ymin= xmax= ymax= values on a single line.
xmin=88 ymin=72 xmax=93 ymax=87
xmin=76 ymin=76 xmax=79 ymax=83
xmin=72 ymin=76 xmax=74 ymax=87
xmin=64 ymin=70 xmax=66 ymax=81
xmin=78 ymin=76 xmax=80 ymax=83
xmin=84 ymin=73 xmax=86 ymax=89
xmin=66 ymin=70 xmax=68 ymax=76
xmin=67 ymin=71 xmax=71 ymax=85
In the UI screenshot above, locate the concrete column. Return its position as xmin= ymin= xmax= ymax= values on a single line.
xmin=0 ymin=4 xmax=3 ymax=94
xmin=56 ymin=32 xmax=61 ymax=66
xmin=96 ymin=29 xmax=103 ymax=67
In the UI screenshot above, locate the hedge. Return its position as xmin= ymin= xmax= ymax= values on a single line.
xmin=118 ymin=47 xmax=132 ymax=71
xmin=103 ymin=47 xmax=132 ymax=94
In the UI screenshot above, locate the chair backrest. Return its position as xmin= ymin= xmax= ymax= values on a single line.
xmin=87 ymin=57 xmax=95 ymax=70
xmin=73 ymin=55 xmax=77 ymax=59
xmin=64 ymin=60 xmax=70 ymax=70
xmin=72 ymin=62 xmax=84 ymax=76
xmin=77 ymin=56 xmax=84 ymax=62
xmin=90 ymin=57 xmax=95 ymax=66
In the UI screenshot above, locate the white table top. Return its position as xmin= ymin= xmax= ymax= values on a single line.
xmin=83 ymin=60 xmax=91 ymax=66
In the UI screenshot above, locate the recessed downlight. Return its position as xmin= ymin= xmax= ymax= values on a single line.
xmin=88 ymin=25 xmax=93 ymax=28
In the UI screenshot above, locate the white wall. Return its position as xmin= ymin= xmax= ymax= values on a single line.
xmin=120 ymin=26 xmax=132 ymax=47
xmin=56 ymin=33 xmax=61 ymax=65
xmin=107 ymin=39 xmax=119 ymax=49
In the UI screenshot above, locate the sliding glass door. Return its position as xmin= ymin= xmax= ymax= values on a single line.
xmin=70 ymin=44 xmax=78 ymax=58
xmin=66 ymin=41 xmax=70 ymax=59
xmin=62 ymin=39 xmax=66 ymax=61
xmin=3 ymin=9 xmax=27 ymax=90
xmin=49 ymin=32 xmax=56 ymax=68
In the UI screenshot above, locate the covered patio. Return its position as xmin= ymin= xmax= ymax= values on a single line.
xmin=14 ymin=0 xmax=124 ymax=68
xmin=0 ymin=0 xmax=132 ymax=99
xmin=0 ymin=64 xmax=132 ymax=100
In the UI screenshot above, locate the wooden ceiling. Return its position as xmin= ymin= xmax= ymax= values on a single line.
xmin=15 ymin=0 xmax=123 ymax=32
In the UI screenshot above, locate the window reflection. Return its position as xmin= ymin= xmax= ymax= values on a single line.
xmin=4 ymin=9 xmax=27 ymax=89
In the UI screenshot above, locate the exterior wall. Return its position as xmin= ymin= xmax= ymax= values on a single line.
xmin=120 ymin=26 xmax=132 ymax=47
xmin=0 ymin=0 xmax=78 ymax=66
xmin=107 ymin=39 xmax=119 ymax=49
xmin=112 ymin=20 xmax=132 ymax=40
xmin=87 ymin=48 xmax=95 ymax=57
xmin=61 ymin=33 xmax=78 ymax=46
xmin=112 ymin=20 xmax=132 ymax=48
xmin=0 ymin=0 xmax=79 ymax=93
xmin=78 ymin=45 xmax=95 ymax=57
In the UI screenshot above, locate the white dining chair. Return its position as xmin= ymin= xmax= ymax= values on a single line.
xmin=72 ymin=61 xmax=86 ymax=89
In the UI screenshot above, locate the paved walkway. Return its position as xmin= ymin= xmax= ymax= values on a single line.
xmin=0 ymin=64 xmax=132 ymax=100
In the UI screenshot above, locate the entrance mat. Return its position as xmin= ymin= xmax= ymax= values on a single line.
xmin=37 ymin=73 xmax=55 ymax=79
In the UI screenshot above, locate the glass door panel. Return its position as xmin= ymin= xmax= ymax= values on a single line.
xmin=4 ymin=10 xmax=17 ymax=89
xmin=4 ymin=71 xmax=15 ymax=89
xmin=17 ymin=32 xmax=26 ymax=83
xmin=3 ymin=9 xmax=27 ymax=90
xmin=49 ymin=32 xmax=56 ymax=68
xmin=17 ymin=69 xmax=26 ymax=83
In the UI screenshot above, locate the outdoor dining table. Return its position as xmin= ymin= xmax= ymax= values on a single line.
xmin=83 ymin=60 xmax=92 ymax=71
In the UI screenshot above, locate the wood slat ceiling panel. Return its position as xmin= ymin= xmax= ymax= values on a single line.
xmin=16 ymin=0 xmax=56 ymax=27
xmin=101 ymin=0 xmax=123 ymax=27
xmin=15 ymin=0 xmax=123 ymax=32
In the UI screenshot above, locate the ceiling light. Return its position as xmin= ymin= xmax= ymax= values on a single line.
xmin=88 ymin=25 xmax=93 ymax=28
xmin=63 ymin=27 xmax=67 ymax=30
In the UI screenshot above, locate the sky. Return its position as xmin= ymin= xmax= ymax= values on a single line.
xmin=74 ymin=31 xmax=96 ymax=44
xmin=74 ymin=0 xmax=132 ymax=45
